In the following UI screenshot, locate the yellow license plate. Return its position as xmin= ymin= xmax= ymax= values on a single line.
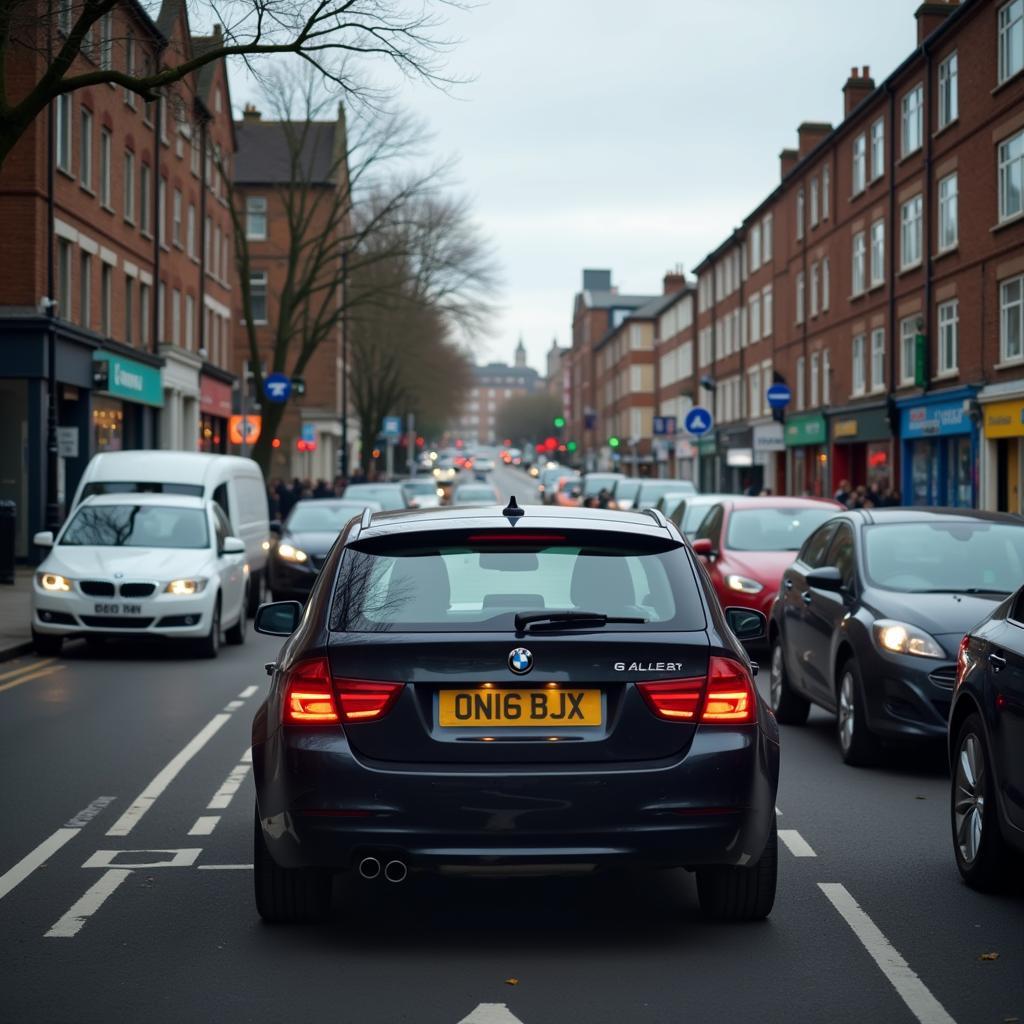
xmin=438 ymin=688 xmax=602 ymax=727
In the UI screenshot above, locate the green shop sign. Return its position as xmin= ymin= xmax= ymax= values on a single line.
xmin=93 ymin=351 xmax=164 ymax=407
xmin=697 ymin=434 xmax=717 ymax=456
xmin=785 ymin=413 xmax=827 ymax=447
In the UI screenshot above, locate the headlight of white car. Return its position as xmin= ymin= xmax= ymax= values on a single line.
xmin=165 ymin=578 xmax=208 ymax=595
xmin=725 ymin=574 xmax=764 ymax=594
xmin=872 ymin=619 xmax=945 ymax=659
xmin=37 ymin=572 xmax=71 ymax=592
xmin=277 ymin=543 xmax=309 ymax=564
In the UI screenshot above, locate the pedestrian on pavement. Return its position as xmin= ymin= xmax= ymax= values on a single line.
xmin=597 ymin=488 xmax=611 ymax=509
xmin=834 ymin=478 xmax=852 ymax=506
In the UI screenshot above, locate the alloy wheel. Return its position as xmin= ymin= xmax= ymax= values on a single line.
xmin=838 ymin=671 xmax=855 ymax=753
xmin=954 ymin=733 xmax=985 ymax=866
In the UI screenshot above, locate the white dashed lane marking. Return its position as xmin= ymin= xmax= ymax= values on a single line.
xmin=238 ymin=685 xmax=259 ymax=699
xmin=779 ymin=829 xmax=817 ymax=857
xmin=188 ymin=816 xmax=220 ymax=836
xmin=45 ymin=870 xmax=132 ymax=939
xmin=207 ymin=763 xmax=250 ymax=811
xmin=458 ymin=1006 xmax=526 ymax=1024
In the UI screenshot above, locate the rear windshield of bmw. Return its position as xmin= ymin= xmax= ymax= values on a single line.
xmin=329 ymin=530 xmax=706 ymax=633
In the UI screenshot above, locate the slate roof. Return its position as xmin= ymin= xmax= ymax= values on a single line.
xmin=233 ymin=120 xmax=338 ymax=185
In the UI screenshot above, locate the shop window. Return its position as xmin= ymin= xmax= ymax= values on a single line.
xmin=93 ymin=399 xmax=124 ymax=452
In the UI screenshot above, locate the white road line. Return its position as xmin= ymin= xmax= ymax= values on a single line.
xmin=458 ymin=1005 xmax=526 ymax=1024
xmin=223 ymin=700 xmax=245 ymax=711
xmin=775 ymin=805 xmax=782 ymax=816
xmin=240 ymin=747 xmax=252 ymax=763
xmin=779 ymin=829 xmax=817 ymax=857
xmin=63 ymin=796 xmax=117 ymax=829
xmin=106 ymin=713 xmax=231 ymax=836
xmin=45 ymin=869 xmax=132 ymax=938
xmin=197 ymin=864 xmax=253 ymax=870
xmin=207 ymin=764 xmax=250 ymax=810
xmin=819 ymin=883 xmax=957 ymax=1024
xmin=84 ymin=849 xmax=202 ymax=869
xmin=0 ymin=828 xmax=79 ymax=903
xmin=188 ymin=816 xmax=220 ymax=836
xmin=238 ymin=685 xmax=259 ymax=699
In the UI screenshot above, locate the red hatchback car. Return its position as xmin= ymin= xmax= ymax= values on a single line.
xmin=690 ymin=497 xmax=842 ymax=623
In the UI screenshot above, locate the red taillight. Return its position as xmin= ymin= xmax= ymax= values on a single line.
xmin=701 ymin=657 xmax=756 ymax=723
xmin=637 ymin=677 xmax=704 ymax=720
xmin=335 ymin=679 xmax=404 ymax=722
xmin=282 ymin=658 xmax=338 ymax=724
xmin=955 ymin=634 xmax=970 ymax=690
xmin=282 ymin=659 xmax=403 ymax=725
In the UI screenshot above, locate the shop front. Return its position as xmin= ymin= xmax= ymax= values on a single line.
xmin=829 ymin=404 xmax=894 ymax=500
xmin=978 ymin=384 xmax=1024 ymax=513
xmin=91 ymin=348 xmax=163 ymax=453
xmin=718 ymin=425 xmax=758 ymax=494
xmin=752 ymin=420 xmax=786 ymax=496
xmin=898 ymin=388 xmax=978 ymax=509
xmin=199 ymin=367 xmax=235 ymax=453
xmin=697 ymin=434 xmax=717 ymax=494
xmin=158 ymin=345 xmax=202 ymax=452
xmin=784 ymin=412 xmax=828 ymax=497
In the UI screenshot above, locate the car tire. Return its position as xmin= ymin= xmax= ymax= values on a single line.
xmin=31 ymin=630 xmax=62 ymax=657
xmin=246 ymin=571 xmax=263 ymax=619
xmin=769 ymin=637 xmax=810 ymax=725
xmin=195 ymin=599 xmax=221 ymax=659
xmin=696 ymin=813 xmax=777 ymax=922
xmin=951 ymin=714 xmax=1012 ymax=891
xmin=225 ymin=591 xmax=247 ymax=646
xmin=836 ymin=658 xmax=879 ymax=766
xmin=84 ymin=635 xmax=106 ymax=652
xmin=253 ymin=809 xmax=331 ymax=923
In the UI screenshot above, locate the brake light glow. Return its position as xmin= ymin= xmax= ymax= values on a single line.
xmin=955 ymin=634 xmax=970 ymax=690
xmin=467 ymin=533 xmax=567 ymax=543
xmin=282 ymin=658 xmax=338 ymax=724
xmin=636 ymin=677 xmax=704 ymax=720
xmin=701 ymin=657 xmax=756 ymax=723
xmin=335 ymin=679 xmax=404 ymax=721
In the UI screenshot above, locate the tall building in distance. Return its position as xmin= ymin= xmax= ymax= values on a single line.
xmin=456 ymin=340 xmax=541 ymax=444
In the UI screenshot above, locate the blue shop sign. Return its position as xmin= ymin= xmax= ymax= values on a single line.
xmin=900 ymin=398 xmax=972 ymax=439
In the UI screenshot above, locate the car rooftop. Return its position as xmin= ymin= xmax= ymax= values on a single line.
xmin=845 ymin=507 xmax=1024 ymax=525
xmin=78 ymin=492 xmax=208 ymax=508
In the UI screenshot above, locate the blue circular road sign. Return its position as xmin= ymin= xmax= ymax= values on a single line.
xmin=766 ymin=383 xmax=792 ymax=410
xmin=263 ymin=373 xmax=292 ymax=404
xmin=684 ymin=406 xmax=714 ymax=437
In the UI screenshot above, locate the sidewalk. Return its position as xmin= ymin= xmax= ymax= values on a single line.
xmin=0 ymin=567 xmax=35 ymax=660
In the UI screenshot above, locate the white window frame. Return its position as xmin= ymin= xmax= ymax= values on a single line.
xmin=852 ymin=231 xmax=866 ymax=295
xmin=810 ymin=351 xmax=820 ymax=408
xmin=249 ymin=271 xmax=269 ymax=325
xmin=938 ymin=51 xmax=958 ymax=128
xmin=245 ymin=195 xmax=268 ymax=240
xmin=795 ymin=356 xmax=805 ymax=411
xmin=999 ymin=0 xmax=1023 ymax=84
xmin=124 ymin=31 xmax=136 ymax=108
xmin=139 ymin=164 xmax=151 ymax=235
xmin=1001 ymin=274 xmax=1024 ymax=363
xmin=822 ymin=165 xmax=830 ymax=219
xmin=822 ymin=349 xmax=831 ymax=404
xmin=55 ymin=93 xmax=72 ymax=173
xmin=938 ymin=299 xmax=959 ymax=375
xmin=79 ymin=251 xmax=91 ymax=328
xmin=822 ymin=256 xmax=831 ymax=311
xmin=748 ymin=365 xmax=761 ymax=419
xmin=171 ymin=288 xmax=181 ymax=345
xmin=763 ymin=285 xmax=773 ymax=335
xmin=998 ymin=129 xmax=1024 ymax=223
xmin=938 ymin=173 xmax=958 ymax=251
xmin=810 ymin=262 xmax=819 ymax=317
xmin=99 ymin=12 xmax=113 ymax=70
xmin=901 ymin=84 xmax=924 ymax=157
xmin=762 ymin=213 xmax=772 ymax=263
xmin=810 ymin=178 xmax=819 ymax=227
xmin=852 ymin=334 xmax=866 ymax=396
xmin=900 ymin=316 xmax=918 ymax=385
xmin=901 ymin=195 xmax=923 ymax=269
xmin=852 ymin=134 xmax=866 ymax=194
xmin=100 ymin=263 xmax=112 ymax=337
xmin=99 ymin=127 xmax=111 ymax=208
xmin=187 ymin=205 xmax=196 ymax=259
xmin=79 ymin=107 xmax=92 ymax=189
xmin=870 ymin=117 xmax=885 ymax=180
xmin=870 ymin=327 xmax=885 ymax=391
xmin=749 ymin=294 xmax=761 ymax=343
xmin=796 ymin=271 xmax=805 ymax=324
xmin=185 ymin=294 xmax=195 ymax=350
xmin=870 ymin=219 xmax=885 ymax=286
xmin=57 ymin=239 xmax=72 ymax=319
xmin=172 ymin=188 xmax=182 ymax=247
xmin=124 ymin=275 xmax=133 ymax=344
xmin=749 ymin=223 xmax=761 ymax=272
xmin=123 ymin=150 xmax=135 ymax=223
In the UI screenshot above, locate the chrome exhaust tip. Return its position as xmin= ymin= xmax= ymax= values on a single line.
xmin=358 ymin=856 xmax=381 ymax=880
xmin=383 ymin=859 xmax=408 ymax=883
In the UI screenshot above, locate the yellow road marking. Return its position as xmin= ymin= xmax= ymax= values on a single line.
xmin=0 ymin=657 xmax=54 ymax=683
xmin=0 ymin=664 xmax=65 ymax=694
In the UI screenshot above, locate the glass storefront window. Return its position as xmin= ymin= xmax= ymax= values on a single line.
xmin=199 ymin=413 xmax=227 ymax=453
xmin=93 ymin=398 xmax=124 ymax=452
xmin=911 ymin=439 xmax=933 ymax=505
xmin=867 ymin=442 xmax=890 ymax=492
xmin=949 ymin=436 xmax=972 ymax=507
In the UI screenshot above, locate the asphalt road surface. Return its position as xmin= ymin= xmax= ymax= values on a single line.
xmin=2 ymin=467 xmax=1021 ymax=1024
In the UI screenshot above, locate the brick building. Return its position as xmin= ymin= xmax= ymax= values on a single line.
xmin=0 ymin=0 xmax=236 ymax=557
xmin=456 ymin=340 xmax=541 ymax=445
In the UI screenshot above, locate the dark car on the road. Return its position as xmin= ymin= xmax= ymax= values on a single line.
xmin=252 ymin=501 xmax=780 ymax=923
xmin=949 ymin=585 xmax=1024 ymax=891
xmin=267 ymin=499 xmax=379 ymax=602
xmin=769 ymin=508 xmax=1024 ymax=765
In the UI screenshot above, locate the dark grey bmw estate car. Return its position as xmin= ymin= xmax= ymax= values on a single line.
xmin=251 ymin=500 xmax=780 ymax=923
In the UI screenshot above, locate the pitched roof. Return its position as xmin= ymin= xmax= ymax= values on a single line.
xmin=233 ymin=120 xmax=338 ymax=185
xmin=581 ymin=290 xmax=656 ymax=310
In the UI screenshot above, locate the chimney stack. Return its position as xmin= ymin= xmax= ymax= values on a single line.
xmin=242 ymin=103 xmax=261 ymax=122
xmin=797 ymin=122 xmax=832 ymax=159
xmin=915 ymin=1 xmax=959 ymax=45
xmin=779 ymin=148 xmax=799 ymax=181
xmin=663 ymin=265 xmax=687 ymax=295
xmin=843 ymin=66 xmax=875 ymax=117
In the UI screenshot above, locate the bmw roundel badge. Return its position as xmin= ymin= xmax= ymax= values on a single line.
xmin=508 ymin=647 xmax=533 ymax=675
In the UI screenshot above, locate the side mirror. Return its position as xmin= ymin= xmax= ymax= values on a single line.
xmin=691 ymin=538 xmax=715 ymax=558
xmin=33 ymin=530 xmax=55 ymax=548
xmin=725 ymin=607 xmax=768 ymax=644
xmin=254 ymin=600 xmax=303 ymax=636
xmin=222 ymin=536 xmax=246 ymax=556
xmin=269 ymin=520 xmax=283 ymax=536
xmin=806 ymin=566 xmax=844 ymax=593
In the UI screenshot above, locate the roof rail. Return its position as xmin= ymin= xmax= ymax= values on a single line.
xmin=644 ymin=507 xmax=670 ymax=530
xmin=360 ymin=506 xmax=374 ymax=530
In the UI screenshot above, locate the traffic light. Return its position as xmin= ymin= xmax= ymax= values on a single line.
xmin=567 ymin=440 xmax=577 ymax=452
xmin=553 ymin=415 xmax=566 ymax=429
xmin=608 ymin=436 xmax=620 ymax=448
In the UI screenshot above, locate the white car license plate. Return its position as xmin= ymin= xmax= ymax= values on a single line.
xmin=94 ymin=602 xmax=143 ymax=615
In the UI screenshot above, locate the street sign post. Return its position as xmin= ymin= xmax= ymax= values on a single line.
xmin=381 ymin=416 xmax=402 ymax=439
xmin=766 ymin=383 xmax=792 ymax=410
xmin=263 ymin=373 xmax=292 ymax=404
xmin=684 ymin=406 xmax=714 ymax=438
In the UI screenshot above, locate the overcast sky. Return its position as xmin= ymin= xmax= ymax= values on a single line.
xmin=239 ymin=0 xmax=926 ymax=375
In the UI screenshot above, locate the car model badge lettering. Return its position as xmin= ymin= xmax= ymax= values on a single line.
xmin=614 ymin=661 xmax=684 ymax=672
xmin=508 ymin=647 xmax=533 ymax=674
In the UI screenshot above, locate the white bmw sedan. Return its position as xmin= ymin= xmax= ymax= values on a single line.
xmin=31 ymin=493 xmax=248 ymax=658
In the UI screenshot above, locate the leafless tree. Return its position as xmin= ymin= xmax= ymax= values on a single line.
xmin=0 ymin=0 xmax=463 ymax=171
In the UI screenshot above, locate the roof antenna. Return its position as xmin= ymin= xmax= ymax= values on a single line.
xmin=502 ymin=496 xmax=525 ymax=520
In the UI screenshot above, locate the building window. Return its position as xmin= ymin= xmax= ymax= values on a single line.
xmin=249 ymin=271 xmax=268 ymax=323
xmin=870 ymin=117 xmax=884 ymax=180
xmin=191 ymin=134 xmax=200 ymax=177
xmin=901 ymin=84 xmax=923 ymax=156
xmin=810 ymin=177 xmax=819 ymax=227
xmin=795 ymin=356 xmax=805 ymax=411
xmin=99 ymin=128 xmax=111 ymax=208
xmin=810 ymin=262 xmax=820 ymax=317
xmin=870 ymin=328 xmax=885 ymax=390
xmin=852 ymin=334 xmax=866 ymax=395
xmin=79 ymin=107 xmax=92 ymax=188
xmin=852 ymin=133 xmax=866 ymax=194
xmin=900 ymin=316 xmax=918 ymax=385
xmin=245 ymin=196 xmax=268 ymax=241
xmin=187 ymin=205 xmax=196 ymax=258
xmin=55 ymin=239 xmax=72 ymax=319
xmin=222 ymin=237 xmax=230 ymax=285
xmin=57 ymin=0 xmax=72 ymax=33
xmin=185 ymin=294 xmax=194 ymax=350
xmin=998 ymin=129 xmax=1024 ymax=222
xmin=173 ymin=188 xmax=182 ymax=246
xmin=1001 ymin=275 xmax=1023 ymax=363
xmin=212 ymin=223 xmax=221 ymax=278
xmin=123 ymin=150 xmax=135 ymax=223
xmin=938 ymin=299 xmax=958 ymax=375
xmin=748 ymin=365 xmax=761 ymax=419
xmin=55 ymin=93 xmax=72 ymax=172
xmin=901 ymin=195 xmax=923 ymax=268
xmin=852 ymin=231 xmax=866 ymax=294
xmin=796 ymin=188 xmax=805 ymax=240
xmin=762 ymin=213 xmax=772 ymax=263
xmin=822 ymin=257 xmax=831 ymax=311
xmin=157 ymin=281 xmax=165 ymax=342
xmin=79 ymin=252 xmax=91 ymax=328
xmin=99 ymin=12 xmax=113 ymax=69
xmin=810 ymin=351 xmax=820 ymax=408
xmin=749 ymin=223 xmax=761 ymax=272
xmin=999 ymin=0 xmax=1023 ymax=84
xmin=870 ymin=219 xmax=885 ymax=286
xmin=171 ymin=288 xmax=181 ymax=345
xmin=749 ymin=294 xmax=761 ymax=342
xmin=140 ymin=283 xmax=150 ymax=347
xmin=938 ymin=51 xmax=958 ymax=128
xmin=763 ymin=285 xmax=773 ymax=335
xmin=101 ymin=263 xmax=112 ymax=336
xmin=158 ymin=178 xmax=166 ymax=241
xmin=796 ymin=271 xmax=805 ymax=323
xmin=822 ymin=349 xmax=831 ymax=404
xmin=938 ymin=173 xmax=958 ymax=251
xmin=140 ymin=164 xmax=151 ymax=235
xmin=822 ymin=165 xmax=830 ymax=219
xmin=124 ymin=276 xmax=133 ymax=344
xmin=124 ymin=31 xmax=136 ymax=107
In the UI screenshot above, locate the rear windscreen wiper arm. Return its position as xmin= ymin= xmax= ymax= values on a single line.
xmin=514 ymin=610 xmax=647 ymax=632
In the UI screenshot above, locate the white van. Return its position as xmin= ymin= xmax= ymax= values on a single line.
xmin=71 ymin=452 xmax=270 ymax=615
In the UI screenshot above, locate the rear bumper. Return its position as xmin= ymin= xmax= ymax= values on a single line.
xmin=253 ymin=723 xmax=779 ymax=872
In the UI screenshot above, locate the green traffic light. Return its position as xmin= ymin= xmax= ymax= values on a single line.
xmin=553 ymin=416 xmax=566 ymax=429
xmin=567 ymin=441 xmax=577 ymax=452
xmin=608 ymin=436 xmax=620 ymax=448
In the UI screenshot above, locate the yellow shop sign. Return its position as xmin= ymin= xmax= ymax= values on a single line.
xmin=983 ymin=399 xmax=1024 ymax=438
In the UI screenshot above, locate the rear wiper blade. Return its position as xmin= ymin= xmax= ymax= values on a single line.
xmin=514 ymin=610 xmax=646 ymax=632
xmin=910 ymin=588 xmax=1009 ymax=595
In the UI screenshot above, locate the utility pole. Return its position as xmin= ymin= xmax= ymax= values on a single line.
xmin=339 ymin=249 xmax=349 ymax=479
xmin=44 ymin=22 xmax=60 ymax=535
xmin=406 ymin=413 xmax=416 ymax=476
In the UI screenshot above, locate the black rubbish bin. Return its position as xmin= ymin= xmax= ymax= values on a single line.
xmin=0 ymin=501 xmax=15 ymax=584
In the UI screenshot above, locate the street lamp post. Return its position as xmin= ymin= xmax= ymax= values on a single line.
xmin=339 ymin=248 xmax=349 ymax=479
xmin=44 ymin=23 xmax=61 ymax=535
